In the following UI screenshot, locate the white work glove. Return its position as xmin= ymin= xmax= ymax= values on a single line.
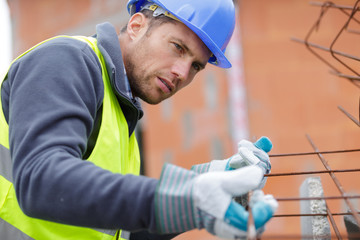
xmin=191 ymin=136 xmax=272 ymax=188
xmin=155 ymin=164 xmax=278 ymax=239
xmin=248 ymin=190 xmax=278 ymax=236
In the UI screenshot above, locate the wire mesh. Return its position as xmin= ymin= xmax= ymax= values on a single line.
xmin=258 ymin=139 xmax=360 ymax=239
xmin=249 ymin=1 xmax=360 ymax=239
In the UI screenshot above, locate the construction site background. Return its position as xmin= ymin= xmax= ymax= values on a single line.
xmin=4 ymin=0 xmax=360 ymax=238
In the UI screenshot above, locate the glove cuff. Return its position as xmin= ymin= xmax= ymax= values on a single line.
xmin=191 ymin=163 xmax=210 ymax=174
xmin=155 ymin=163 xmax=198 ymax=233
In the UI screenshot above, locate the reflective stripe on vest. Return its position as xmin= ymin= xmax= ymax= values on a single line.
xmin=0 ymin=36 xmax=140 ymax=240
xmin=0 ymin=218 xmax=34 ymax=240
xmin=0 ymin=144 xmax=11 ymax=182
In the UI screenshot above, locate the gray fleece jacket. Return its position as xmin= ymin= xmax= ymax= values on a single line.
xmin=1 ymin=22 xmax=177 ymax=239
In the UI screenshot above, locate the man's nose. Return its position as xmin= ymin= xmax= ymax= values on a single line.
xmin=171 ymin=59 xmax=191 ymax=83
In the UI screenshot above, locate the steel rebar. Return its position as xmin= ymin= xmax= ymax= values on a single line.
xmin=306 ymin=135 xmax=360 ymax=228
xmin=265 ymin=168 xmax=360 ymax=177
xmin=338 ymin=105 xmax=360 ymax=126
xmin=269 ymin=148 xmax=360 ymax=157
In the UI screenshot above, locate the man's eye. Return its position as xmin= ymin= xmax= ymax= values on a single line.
xmin=192 ymin=63 xmax=201 ymax=71
xmin=173 ymin=43 xmax=183 ymax=52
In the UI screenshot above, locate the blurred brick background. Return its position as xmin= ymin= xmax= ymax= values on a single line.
xmin=3 ymin=0 xmax=360 ymax=238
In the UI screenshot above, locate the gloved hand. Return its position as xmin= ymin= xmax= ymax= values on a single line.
xmin=235 ymin=137 xmax=272 ymax=174
xmin=191 ymin=136 xmax=272 ymax=174
xmin=191 ymin=137 xmax=272 ymax=187
xmin=155 ymin=164 xmax=277 ymax=239
xmin=248 ymin=190 xmax=278 ymax=236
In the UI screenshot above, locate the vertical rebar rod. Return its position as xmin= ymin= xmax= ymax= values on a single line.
xmin=303 ymin=1 xmax=342 ymax=73
xmin=247 ymin=191 xmax=257 ymax=240
xmin=306 ymin=134 xmax=360 ymax=228
xmin=325 ymin=203 xmax=342 ymax=239
xmin=338 ymin=106 xmax=360 ymax=126
xmin=329 ymin=0 xmax=360 ymax=77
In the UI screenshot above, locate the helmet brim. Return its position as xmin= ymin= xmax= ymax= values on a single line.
xmin=179 ymin=17 xmax=232 ymax=68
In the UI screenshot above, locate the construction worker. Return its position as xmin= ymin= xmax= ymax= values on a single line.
xmin=0 ymin=0 xmax=278 ymax=239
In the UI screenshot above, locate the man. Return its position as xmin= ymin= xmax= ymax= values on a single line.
xmin=0 ymin=0 xmax=277 ymax=239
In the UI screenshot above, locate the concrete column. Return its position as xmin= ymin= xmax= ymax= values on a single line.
xmin=300 ymin=177 xmax=331 ymax=240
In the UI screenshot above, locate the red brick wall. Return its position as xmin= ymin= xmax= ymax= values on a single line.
xmin=7 ymin=0 xmax=360 ymax=238
xmin=8 ymin=0 xmax=128 ymax=55
xmin=239 ymin=0 xmax=360 ymax=237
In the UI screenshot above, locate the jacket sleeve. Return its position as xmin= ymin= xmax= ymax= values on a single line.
xmin=130 ymin=230 xmax=180 ymax=240
xmin=4 ymin=38 xmax=159 ymax=232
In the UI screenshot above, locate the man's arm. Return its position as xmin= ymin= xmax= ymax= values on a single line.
xmin=4 ymin=38 xmax=159 ymax=231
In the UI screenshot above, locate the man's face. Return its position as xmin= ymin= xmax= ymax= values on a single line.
xmin=123 ymin=14 xmax=211 ymax=104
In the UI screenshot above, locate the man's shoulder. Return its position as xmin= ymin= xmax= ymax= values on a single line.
xmin=33 ymin=36 xmax=97 ymax=57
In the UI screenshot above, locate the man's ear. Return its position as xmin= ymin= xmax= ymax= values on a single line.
xmin=127 ymin=13 xmax=148 ymax=40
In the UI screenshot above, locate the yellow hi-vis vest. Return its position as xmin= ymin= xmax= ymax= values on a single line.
xmin=0 ymin=36 xmax=140 ymax=240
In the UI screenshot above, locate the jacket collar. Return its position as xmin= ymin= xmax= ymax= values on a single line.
xmin=95 ymin=22 xmax=143 ymax=119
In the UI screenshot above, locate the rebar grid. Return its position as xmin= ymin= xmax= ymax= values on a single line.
xmin=292 ymin=0 xmax=360 ymax=125
xmin=254 ymin=137 xmax=360 ymax=239
xmin=245 ymin=1 xmax=360 ymax=239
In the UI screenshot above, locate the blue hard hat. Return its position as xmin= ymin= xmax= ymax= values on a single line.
xmin=127 ymin=0 xmax=236 ymax=68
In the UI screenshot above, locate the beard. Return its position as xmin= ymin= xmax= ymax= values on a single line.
xmin=125 ymin=56 xmax=165 ymax=105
